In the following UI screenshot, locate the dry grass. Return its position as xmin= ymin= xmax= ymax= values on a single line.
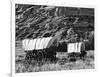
xmin=16 ymin=58 xmax=94 ymax=73
xmin=15 ymin=45 xmax=94 ymax=73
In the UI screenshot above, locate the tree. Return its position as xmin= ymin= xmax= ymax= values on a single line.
xmin=66 ymin=28 xmax=78 ymax=43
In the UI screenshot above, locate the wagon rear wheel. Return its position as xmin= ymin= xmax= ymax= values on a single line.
xmin=36 ymin=51 xmax=44 ymax=61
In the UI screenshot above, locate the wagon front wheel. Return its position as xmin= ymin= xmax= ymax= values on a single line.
xmin=25 ymin=51 xmax=35 ymax=60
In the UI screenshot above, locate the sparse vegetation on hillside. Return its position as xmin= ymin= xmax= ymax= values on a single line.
xmin=16 ymin=4 xmax=94 ymax=42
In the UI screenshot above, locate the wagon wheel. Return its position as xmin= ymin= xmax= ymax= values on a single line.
xmin=25 ymin=51 xmax=36 ymax=61
xmin=36 ymin=51 xmax=44 ymax=61
xmin=25 ymin=51 xmax=31 ymax=60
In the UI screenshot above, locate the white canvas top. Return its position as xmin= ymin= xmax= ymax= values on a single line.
xmin=68 ymin=42 xmax=82 ymax=53
xmin=22 ymin=37 xmax=53 ymax=50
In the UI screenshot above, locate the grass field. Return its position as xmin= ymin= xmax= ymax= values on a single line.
xmin=15 ymin=41 xmax=94 ymax=73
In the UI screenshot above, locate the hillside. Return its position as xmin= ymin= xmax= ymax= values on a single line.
xmin=15 ymin=4 xmax=94 ymax=43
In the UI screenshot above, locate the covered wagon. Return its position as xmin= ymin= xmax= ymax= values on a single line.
xmin=67 ymin=42 xmax=86 ymax=60
xmin=22 ymin=37 xmax=57 ymax=60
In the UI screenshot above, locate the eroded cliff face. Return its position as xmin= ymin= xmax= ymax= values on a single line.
xmin=15 ymin=4 xmax=94 ymax=42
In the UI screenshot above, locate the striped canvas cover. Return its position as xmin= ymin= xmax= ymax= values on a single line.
xmin=22 ymin=37 xmax=53 ymax=51
xmin=67 ymin=42 xmax=85 ymax=53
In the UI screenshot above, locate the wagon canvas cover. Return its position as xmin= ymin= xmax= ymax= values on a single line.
xmin=22 ymin=37 xmax=53 ymax=50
